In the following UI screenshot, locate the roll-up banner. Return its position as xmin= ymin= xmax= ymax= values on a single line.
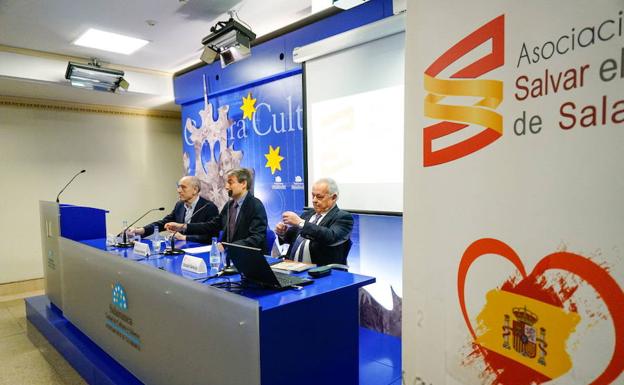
xmin=404 ymin=1 xmax=623 ymax=384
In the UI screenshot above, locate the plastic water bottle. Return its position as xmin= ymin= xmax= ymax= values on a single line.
xmin=209 ymin=237 xmax=220 ymax=271
xmin=152 ymin=226 xmax=161 ymax=254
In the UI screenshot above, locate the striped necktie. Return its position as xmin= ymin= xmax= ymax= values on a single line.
xmin=292 ymin=214 xmax=321 ymax=262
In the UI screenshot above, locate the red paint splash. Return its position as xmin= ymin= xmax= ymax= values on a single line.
xmin=471 ymin=345 xmax=550 ymax=385
xmin=470 ymin=272 xmax=579 ymax=385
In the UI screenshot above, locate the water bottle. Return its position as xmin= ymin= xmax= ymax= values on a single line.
xmin=152 ymin=226 xmax=161 ymax=254
xmin=209 ymin=237 xmax=220 ymax=271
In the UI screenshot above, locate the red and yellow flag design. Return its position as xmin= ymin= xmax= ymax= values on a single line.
xmin=475 ymin=289 xmax=580 ymax=380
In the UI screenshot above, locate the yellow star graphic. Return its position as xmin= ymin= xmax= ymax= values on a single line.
xmin=264 ymin=145 xmax=284 ymax=175
xmin=240 ymin=92 xmax=257 ymax=120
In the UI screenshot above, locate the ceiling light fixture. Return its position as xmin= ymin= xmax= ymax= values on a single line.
xmin=73 ymin=28 xmax=149 ymax=55
xmin=201 ymin=12 xmax=256 ymax=68
xmin=65 ymin=59 xmax=129 ymax=93
xmin=332 ymin=0 xmax=371 ymax=9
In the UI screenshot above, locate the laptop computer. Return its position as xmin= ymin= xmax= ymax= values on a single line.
xmin=222 ymin=242 xmax=313 ymax=290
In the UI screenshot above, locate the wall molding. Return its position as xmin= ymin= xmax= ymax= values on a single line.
xmin=0 ymin=44 xmax=173 ymax=77
xmin=0 ymin=95 xmax=181 ymax=120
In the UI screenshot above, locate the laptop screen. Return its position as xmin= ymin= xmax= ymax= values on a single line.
xmin=222 ymin=242 xmax=281 ymax=288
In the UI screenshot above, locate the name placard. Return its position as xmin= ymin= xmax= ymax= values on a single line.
xmin=133 ymin=242 xmax=150 ymax=257
xmin=181 ymin=255 xmax=207 ymax=274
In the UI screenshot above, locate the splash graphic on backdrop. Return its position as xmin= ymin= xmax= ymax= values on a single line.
xmin=181 ymin=73 xmax=304 ymax=224
xmin=458 ymin=238 xmax=624 ymax=385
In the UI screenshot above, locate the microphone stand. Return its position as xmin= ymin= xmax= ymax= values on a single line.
xmin=116 ymin=207 xmax=165 ymax=248
xmin=163 ymin=200 xmax=212 ymax=255
xmin=221 ymin=199 xmax=238 ymax=276
xmin=56 ymin=169 xmax=86 ymax=203
xmin=162 ymin=231 xmax=185 ymax=255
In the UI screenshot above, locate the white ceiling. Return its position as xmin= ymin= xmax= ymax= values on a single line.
xmin=0 ymin=0 xmax=329 ymax=110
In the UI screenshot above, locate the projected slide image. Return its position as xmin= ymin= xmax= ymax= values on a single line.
xmin=308 ymin=85 xmax=404 ymax=212
xmin=310 ymin=85 xmax=404 ymax=183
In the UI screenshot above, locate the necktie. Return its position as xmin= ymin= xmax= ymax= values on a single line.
xmin=292 ymin=214 xmax=321 ymax=262
xmin=227 ymin=201 xmax=239 ymax=241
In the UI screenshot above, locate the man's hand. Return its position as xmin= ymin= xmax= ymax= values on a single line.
xmin=274 ymin=222 xmax=287 ymax=236
xmin=281 ymin=211 xmax=303 ymax=226
xmin=165 ymin=222 xmax=184 ymax=232
xmin=216 ymin=242 xmax=225 ymax=253
xmin=126 ymin=227 xmax=145 ymax=236
xmin=173 ymin=232 xmax=186 ymax=241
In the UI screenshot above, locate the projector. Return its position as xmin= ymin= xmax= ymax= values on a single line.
xmin=332 ymin=0 xmax=370 ymax=10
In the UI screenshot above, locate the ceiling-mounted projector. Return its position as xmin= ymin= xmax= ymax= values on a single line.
xmin=201 ymin=17 xmax=256 ymax=68
xmin=65 ymin=60 xmax=129 ymax=93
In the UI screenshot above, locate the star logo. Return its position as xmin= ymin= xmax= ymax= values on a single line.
xmin=264 ymin=145 xmax=284 ymax=175
xmin=240 ymin=92 xmax=257 ymax=120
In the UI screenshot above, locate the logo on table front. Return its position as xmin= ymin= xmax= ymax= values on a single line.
xmin=106 ymin=282 xmax=142 ymax=350
xmin=112 ymin=282 xmax=128 ymax=311
xmin=423 ymin=15 xmax=505 ymax=167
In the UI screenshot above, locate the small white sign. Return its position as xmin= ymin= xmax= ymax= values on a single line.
xmin=181 ymin=255 xmax=207 ymax=274
xmin=181 ymin=245 xmax=212 ymax=254
xmin=133 ymin=242 xmax=150 ymax=257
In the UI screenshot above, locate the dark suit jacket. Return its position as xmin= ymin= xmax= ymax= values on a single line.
xmin=143 ymin=197 xmax=219 ymax=244
xmin=185 ymin=193 xmax=268 ymax=253
xmin=279 ymin=205 xmax=353 ymax=266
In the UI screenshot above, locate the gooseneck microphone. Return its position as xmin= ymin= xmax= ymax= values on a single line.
xmin=163 ymin=201 xmax=211 ymax=255
xmin=56 ymin=169 xmax=86 ymax=203
xmin=116 ymin=207 xmax=165 ymax=248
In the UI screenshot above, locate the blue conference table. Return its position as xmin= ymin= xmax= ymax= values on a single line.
xmin=32 ymin=235 xmax=375 ymax=385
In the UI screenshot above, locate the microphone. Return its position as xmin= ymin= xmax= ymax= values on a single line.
xmin=116 ymin=207 xmax=165 ymax=248
xmin=163 ymin=200 xmax=212 ymax=255
xmin=56 ymin=169 xmax=86 ymax=203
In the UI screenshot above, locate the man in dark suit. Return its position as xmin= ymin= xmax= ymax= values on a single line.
xmin=128 ymin=176 xmax=219 ymax=244
xmin=165 ymin=168 xmax=268 ymax=252
xmin=275 ymin=178 xmax=353 ymax=266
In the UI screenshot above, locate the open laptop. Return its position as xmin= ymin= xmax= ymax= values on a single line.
xmin=222 ymin=242 xmax=313 ymax=290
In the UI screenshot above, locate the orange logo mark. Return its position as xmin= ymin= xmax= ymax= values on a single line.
xmin=423 ymin=15 xmax=505 ymax=167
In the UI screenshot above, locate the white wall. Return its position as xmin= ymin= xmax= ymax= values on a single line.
xmin=0 ymin=105 xmax=182 ymax=283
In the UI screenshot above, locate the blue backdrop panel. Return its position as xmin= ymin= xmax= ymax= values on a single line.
xmin=174 ymin=0 xmax=402 ymax=337
xmin=181 ymin=72 xmax=304 ymax=227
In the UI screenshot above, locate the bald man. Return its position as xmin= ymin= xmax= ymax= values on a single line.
xmin=128 ymin=176 xmax=219 ymax=244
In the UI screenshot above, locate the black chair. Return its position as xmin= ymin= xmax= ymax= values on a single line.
xmin=336 ymin=239 xmax=352 ymax=267
xmin=265 ymin=229 xmax=276 ymax=255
